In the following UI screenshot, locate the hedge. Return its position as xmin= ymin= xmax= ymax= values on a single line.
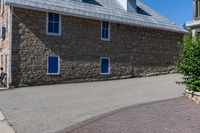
xmin=177 ymin=32 xmax=200 ymax=92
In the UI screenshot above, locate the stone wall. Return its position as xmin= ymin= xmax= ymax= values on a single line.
xmin=12 ymin=7 xmax=184 ymax=87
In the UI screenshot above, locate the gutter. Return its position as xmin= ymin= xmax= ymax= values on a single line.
xmin=8 ymin=6 xmax=13 ymax=88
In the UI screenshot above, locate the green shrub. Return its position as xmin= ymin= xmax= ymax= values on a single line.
xmin=177 ymin=32 xmax=200 ymax=92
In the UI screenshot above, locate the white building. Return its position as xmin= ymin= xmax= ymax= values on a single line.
xmin=186 ymin=0 xmax=200 ymax=36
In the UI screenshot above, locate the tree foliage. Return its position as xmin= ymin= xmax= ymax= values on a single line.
xmin=177 ymin=32 xmax=200 ymax=92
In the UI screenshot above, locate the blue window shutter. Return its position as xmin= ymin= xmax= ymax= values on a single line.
xmin=101 ymin=58 xmax=109 ymax=74
xmin=48 ymin=56 xmax=59 ymax=74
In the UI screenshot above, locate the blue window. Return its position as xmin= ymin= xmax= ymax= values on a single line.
xmin=47 ymin=56 xmax=60 ymax=75
xmin=47 ymin=12 xmax=61 ymax=35
xmin=100 ymin=57 xmax=110 ymax=74
xmin=6 ymin=13 xmax=8 ymax=33
xmin=101 ymin=21 xmax=110 ymax=41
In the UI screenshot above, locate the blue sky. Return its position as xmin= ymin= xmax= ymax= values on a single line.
xmin=141 ymin=0 xmax=192 ymax=26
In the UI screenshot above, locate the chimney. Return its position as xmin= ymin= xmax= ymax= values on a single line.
xmin=117 ymin=0 xmax=137 ymax=12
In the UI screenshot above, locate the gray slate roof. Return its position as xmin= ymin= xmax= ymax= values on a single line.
xmin=6 ymin=0 xmax=186 ymax=33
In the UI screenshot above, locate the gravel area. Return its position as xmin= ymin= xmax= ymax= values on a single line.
xmin=60 ymin=97 xmax=200 ymax=133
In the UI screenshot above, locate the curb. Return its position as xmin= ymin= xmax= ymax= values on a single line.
xmin=0 ymin=88 xmax=9 ymax=91
xmin=185 ymin=89 xmax=200 ymax=104
xmin=0 ymin=110 xmax=15 ymax=133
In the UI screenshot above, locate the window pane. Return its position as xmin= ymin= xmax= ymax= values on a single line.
xmin=54 ymin=14 xmax=60 ymax=22
xmin=105 ymin=29 xmax=108 ymax=38
xmin=104 ymin=30 xmax=108 ymax=38
xmin=102 ymin=21 xmax=109 ymax=29
xmin=102 ymin=21 xmax=106 ymax=28
xmin=48 ymin=22 xmax=54 ymax=33
xmin=102 ymin=29 xmax=105 ymax=38
xmin=105 ymin=22 xmax=109 ymax=29
xmin=48 ymin=13 xmax=54 ymax=21
xmin=54 ymin=23 xmax=59 ymax=33
xmin=103 ymin=21 xmax=109 ymax=29
xmin=101 ymin=30 xmax=104 ymax=38
xmin=102 ymin=29 xmax=109 ymax=39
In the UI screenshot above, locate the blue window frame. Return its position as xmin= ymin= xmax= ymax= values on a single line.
xmin=100 ymin=57 xmax=110 ymax=74
xmin=101 ymin=21 xmax=110 ymax=41
xmin=47 ymin=12 xmax=61 ymax=35
xmin=47 ymin=56 xmax=60 ymax=75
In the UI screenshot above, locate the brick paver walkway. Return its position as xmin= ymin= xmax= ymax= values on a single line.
xmin=59 ymin=97 xmax=200 ymax=133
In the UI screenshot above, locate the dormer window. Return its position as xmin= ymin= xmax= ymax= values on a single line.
xmin=194 ymin=0 xmax=200 ymax=19
xmin=117 ymin=0 xmax=137 ymax=13
xmin=127 ymin=0 xmax=137 ymax=13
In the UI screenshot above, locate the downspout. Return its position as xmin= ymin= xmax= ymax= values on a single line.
xmin=8 ymin=6 xmax=13 ymax=88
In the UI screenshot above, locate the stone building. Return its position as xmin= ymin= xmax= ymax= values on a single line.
xmin=186 ymin=0 xmax=200 ymax=36
xmin=0 ymin=0 xmax=186 ymax=87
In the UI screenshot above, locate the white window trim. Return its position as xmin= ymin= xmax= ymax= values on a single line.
xmin=101 ymin=21 xmax=110 ymax=41
xmin=47 ymin=55 xmax=61 ymax=75
xmin=46 ymin=12 xmax=62 ymax=36
xmin=100 ymin=57 xmax=110 ymax=75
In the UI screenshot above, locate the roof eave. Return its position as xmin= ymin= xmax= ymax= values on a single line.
xmin=6 ymin=2 xmax=187 ymax=34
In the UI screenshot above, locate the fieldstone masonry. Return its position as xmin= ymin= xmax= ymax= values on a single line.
xmin=11 ymin=7 xmax=184 ymax=87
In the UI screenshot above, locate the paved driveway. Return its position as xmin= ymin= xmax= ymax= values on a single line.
xmin=0 ymin=74 xmax=184 ymax=133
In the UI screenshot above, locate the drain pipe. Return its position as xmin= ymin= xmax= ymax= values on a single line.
xmin=7 ymin=6 xmax=13 ymax=88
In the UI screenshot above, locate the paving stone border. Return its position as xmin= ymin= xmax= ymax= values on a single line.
xmin=185 ymin=89 xmax=200 ymax=104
